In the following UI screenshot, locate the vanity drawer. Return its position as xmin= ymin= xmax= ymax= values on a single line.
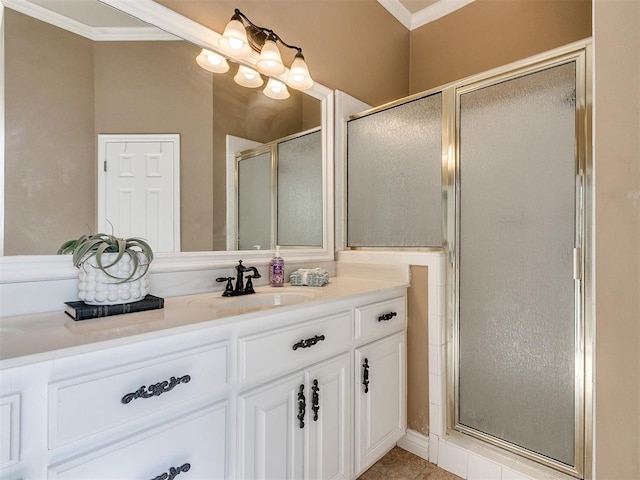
xmin=48 ymin=402 xmax=227 ymax=480
xmin=49 ymin=342 xmax=228 ymax=448
xmin=0 ymin=393 xmax=20 ymax=470
xmin=355 ymin=296 xmax=406 ymax=343
xmin=238 ymin=311 xmax=351 ymax=383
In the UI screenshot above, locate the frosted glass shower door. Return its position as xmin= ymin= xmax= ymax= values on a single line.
xmin=277 ymin=129 xmax=322 ymax=247
xmin=347 ymin=93 xmax=442 ymax=247
xmin=237 ymin=151 xmax=272 ymax=250
xmin=456 ymin=62 xmax=580 ymax=471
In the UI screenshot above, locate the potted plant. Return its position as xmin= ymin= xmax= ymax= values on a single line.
xmin=58 ymin=233 xmax=154 ymax=305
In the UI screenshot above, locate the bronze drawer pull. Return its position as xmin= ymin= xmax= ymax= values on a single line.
xmin=121 ymin=374 xmax=191 ymax=404
xmin=150 ymin=462 xmax=191 ymax=480
xmin=292 ymin=334 xmax=325 ymax=350
xmin=377 ymin=311 xmax=397 ymax=322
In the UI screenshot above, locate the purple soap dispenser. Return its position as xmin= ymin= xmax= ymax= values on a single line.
xmin=269 ymin=246 xmax=284 ymax=287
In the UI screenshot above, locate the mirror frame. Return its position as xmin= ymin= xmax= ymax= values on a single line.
xmin=0 ymin=0 xmax=334 ymax=284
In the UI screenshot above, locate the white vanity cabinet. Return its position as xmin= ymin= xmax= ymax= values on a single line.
xmin=237 ymin=309 xmax=352 ymax=480
xmin=353 ymin=297 xmax=407 ymax=476
xmin=0 ymin=279 xmax=408 ymax=480
xmin=238 ymin=352 xmax=350 ymax=480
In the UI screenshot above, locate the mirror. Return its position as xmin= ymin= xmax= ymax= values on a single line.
xmin=234 ymin=128 xmax=323 ymax=251
xmin=1 ymin=0 xmax=327 ymax=257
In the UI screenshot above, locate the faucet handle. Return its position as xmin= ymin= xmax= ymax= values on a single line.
xmin=244 ymin=276 xmax=256 ymax=294
xmin=216 ymin=276 xmax=235 ymax=296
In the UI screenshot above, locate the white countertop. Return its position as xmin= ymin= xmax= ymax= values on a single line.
xmin=0 ymin=277 xmax=407 ymax=369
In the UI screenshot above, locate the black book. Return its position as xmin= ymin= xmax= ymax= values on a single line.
xmin=64 ymin=294 xmax=164 ymax=321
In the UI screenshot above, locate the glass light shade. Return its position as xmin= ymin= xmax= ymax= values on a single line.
xmin=219 ymin=19 xmax=251 ymax=57
xmin=256 ymin=39 xmax=286 ymax=76
xmin=234 ymin=65 xmax=264 ymax=88
xmin=264 ymin=78 xmax=290 ymax=100
xmin=286 ymin=53 xmax=313 ymax=90
xmin=195 ymin=48 xmax=230 ymax=73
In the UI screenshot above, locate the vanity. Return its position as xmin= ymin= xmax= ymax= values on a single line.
xmin=0 ymin=277 xmax=407 ymax=480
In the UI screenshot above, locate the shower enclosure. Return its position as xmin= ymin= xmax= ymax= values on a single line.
xmin=451 ymin=54 xmax=590 ymax=477
xmin=345 ymin=42 xmax=591 ymax=478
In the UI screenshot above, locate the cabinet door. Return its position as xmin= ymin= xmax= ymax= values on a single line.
xmin=306 ymin=354 xmax=350 ymax=480
xmin=354 ymin=332 xmax=406 ymax=474
xmin=238 ymin=372 xmax=305 ymax=480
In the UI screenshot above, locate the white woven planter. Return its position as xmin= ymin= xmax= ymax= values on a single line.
xmin=78 ymin=252 xmax=150 ymax=305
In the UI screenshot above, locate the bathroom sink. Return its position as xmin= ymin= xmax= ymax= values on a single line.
xmin=188 ymin=290 xmax=318 ymax=315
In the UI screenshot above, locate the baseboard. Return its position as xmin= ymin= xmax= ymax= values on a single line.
xmin=396 ymin=429 xmax=430 ymax=461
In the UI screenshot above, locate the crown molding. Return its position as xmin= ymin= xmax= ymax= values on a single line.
xmin=378 ymin=0 xmax=476 ymax=31
xmin=2 ymin=0 xmax=178 ymax=41
xmin=411 ymin=0 xmax=476 ymax=29
xmin=377 ymin=0 xmax=413 ymax=29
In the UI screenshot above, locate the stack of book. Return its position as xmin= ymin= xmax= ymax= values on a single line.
xmin=64 ymin=295 xmax=164 ymax=321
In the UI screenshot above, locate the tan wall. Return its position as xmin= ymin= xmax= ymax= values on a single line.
xmin=4 ymin=10 xmax=95 ymax=255
xmin=156 ymin=0 xmax=411 ymax=107
xmin=94 ymin=41 xmax=215 ymax=252
xmin=593 ymin=1 xmax=640 ymax=477
xmin=407 ymin=265 xmax=429 ymax=435
xmin=409 ymin=0 xmax=592 ymax=94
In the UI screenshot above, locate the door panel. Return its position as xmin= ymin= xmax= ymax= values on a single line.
xmin=456 ymin=61 xmax=579 ymax=469
xmin=99 ymin=134 xmax=180 ymax=253
xmin=306 ymin=354 xmax=350 ymax=480
xmin=238 ymin=373 xmax=305 ymax=480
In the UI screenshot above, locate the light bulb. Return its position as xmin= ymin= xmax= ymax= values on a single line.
xmin=234 ymin=65 xmax=264 ymax=88
xmin=263 ymin=78 xmax=290 ymax=100
xmin=256 ymin=39 xmax=286 ymax=76
xmin=219 ymin=17 xmax=251 ymax=57
xmin=195 ymin=49 xmax=230 ymax=74
xmin=286 ymin=53 xmax=313 ymax=90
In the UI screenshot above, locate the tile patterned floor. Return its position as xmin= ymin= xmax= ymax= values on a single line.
xmin=357 ymin=446 xmax=463 ymax=480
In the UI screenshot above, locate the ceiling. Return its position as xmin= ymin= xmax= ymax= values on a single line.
xmin=3 ymin=0 xmax=175 ymax=40
xmin=379 ymin=0 xmax=476 ymax=30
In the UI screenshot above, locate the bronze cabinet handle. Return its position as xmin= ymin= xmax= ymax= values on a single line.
xmin=292 ymin=334 xmax=325 ymax=350
xmin=378 ymin=311 xmax=397 ymax=322
xmin=363 ymin=358 xmax=370 ymax=393
xmin=297 ymin=384 xmax=306 ymax=428
xmin=312 ymin=379 xmax=320 ymax=421
xmin=121 ymin=375 xmax=191 ymax=404
xmin=150 ymin=462 xmax=191 ymax=480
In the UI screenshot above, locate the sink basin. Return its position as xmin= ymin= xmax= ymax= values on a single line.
xmin=188 ymin=290 xmax=318 ymax=315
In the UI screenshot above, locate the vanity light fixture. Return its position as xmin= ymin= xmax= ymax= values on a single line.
xmin=210 ymin=8 xmax=313 ymax=96
xmin=195 ymin=48 xmax=230 ymax=73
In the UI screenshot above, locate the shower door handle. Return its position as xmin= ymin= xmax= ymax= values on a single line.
xmin=573 ymin=247 xmax=582 ymax=280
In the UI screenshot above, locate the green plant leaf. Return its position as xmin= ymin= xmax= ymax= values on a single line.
xmin=57 ymin=232 xmax=154 ymax=282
